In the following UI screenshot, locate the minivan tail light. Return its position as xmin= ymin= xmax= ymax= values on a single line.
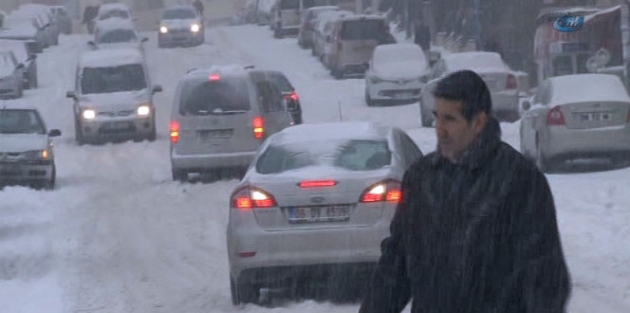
xmin=170 ymin=121 xmax=180 ymax=143
xmin=299 ymin=180 xmax=337 ymax=188
xmin=253 ymin=116 xmax=264 ymax=139
xmin=547 ymin=106 xmax=565 ymax=126
xmin=506 ymin=74 xmax=517 ymax=89
xmin=230 ymin=187 xmax=277 ymax=209
xmin=360 ymin=179 xmax=402 ymax=203
xmin=285 ymin=92 xmax=299 ymax=102
xmin=209 ymin=74 xmax=221 ymax=81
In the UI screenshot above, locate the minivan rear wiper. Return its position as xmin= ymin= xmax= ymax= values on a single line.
xmin=198 ymin=110 xmax=248 ymax=115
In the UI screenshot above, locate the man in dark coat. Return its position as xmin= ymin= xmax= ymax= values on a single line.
xmin=414 ymin=18 xmax=431 ymax=53
xmin=193 ymin=0 xmax=204 ymax=16
xmin=359 ymin=70 xmax=571 ymax=313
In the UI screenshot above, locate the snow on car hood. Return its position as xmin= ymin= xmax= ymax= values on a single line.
xmin=373 ymin=61 xmax=428 ymax=81
xmin=0 ymin=133 xmax=47 ymax=153
xmin=161 ymin=19 xmax=199 ymax=29
xmin=78 ymin=90 xmax=150 ymax=110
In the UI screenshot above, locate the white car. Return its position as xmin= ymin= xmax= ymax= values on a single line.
xmin=520 ymin=74 xmax=630 ymax=172
xmin=419 ymin=51 xmax=526 ymax=126
xmin=227 ymin=121 xmax=423 ymax=304
xmin=0 ymin=50 xmax=25 ymax=99
xmin=95 ymin=3 xmax=133 ymax=23
xmin=0 ymin=106 xmax=61 ymax=189
xmin=365 ymin=43 xmax=429 ymax=106
xmin=90 ymin=18 xmax=147 ymax=53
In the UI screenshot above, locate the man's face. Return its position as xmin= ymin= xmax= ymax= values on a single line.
xmin=433 ymin=97 xmax=487 ymax=162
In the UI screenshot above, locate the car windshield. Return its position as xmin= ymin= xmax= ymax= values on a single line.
xmin=179 ymin=77 xmax=251 ymax=115
xmin=0 ymin=110 xmax=45 ymax=134
xmin=99 ymin=10 xmax=129 ymax=20
xmin=81 ymin=64 xmax=147 ymax=94
xmin=163 ymin=8 xmax=196 ymax=19
xmin=256 ymin=139 xmax=391 ymax=174
xmin=97 ymin=29 xmax=137 ymax=44
xmin=340 ymin=19 xmax=387 ymax=40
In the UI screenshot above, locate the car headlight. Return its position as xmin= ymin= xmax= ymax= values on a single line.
xmin=82 ymin=109 xmax=96 ymax=120
xmin=23 ymin=149 xmax=50 ymax=160
xmin=137 ymin=105 xmax=151 ymax=116
xmin=190 ymin=23 xmax=200 ymax=33
xmin=160 ymin=26 xmax=168 ymax=34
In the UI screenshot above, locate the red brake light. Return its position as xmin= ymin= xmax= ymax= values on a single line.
xmin=360 ymin=179 xmax=402 ymax=203
xmin=231 ymin=187 xmax=277 ymax=209
xmin=506 ymin=74 xmax=517 ymax=89
xmin=299 ymin=180 xmax=337 ymax=188
xmin=209 ymin=74 xmax=221 ymax=81
xmin=547 ymin=106 xmax=565 ymax=126
xmin=285 ymin=92 xmax=299 ymax=102
xmin=170 ymin=120 xmax=180 ymax=144
xmin=253 ymin=116 xmax=264 ymax=139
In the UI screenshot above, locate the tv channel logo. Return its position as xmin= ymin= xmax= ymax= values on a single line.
xmin=553 ymin=15 xmax=584 ymax=32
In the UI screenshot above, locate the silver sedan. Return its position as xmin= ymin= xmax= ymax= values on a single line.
xmin=520 ymin=73 xmax=630 ymax=172
xmin=226 ymin=121 xmax=423 ymax=304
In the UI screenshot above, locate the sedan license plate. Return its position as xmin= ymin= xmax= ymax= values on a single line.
xmin=579 ymin=112 xmax=611 ymax=122
xmin=104 ymin=122 xmax=131 ymax=130
xmin=288 ymin=205 xmax=350 ymax=223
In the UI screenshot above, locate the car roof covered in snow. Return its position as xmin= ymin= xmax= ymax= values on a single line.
xmin=442 ymin=51 xmax=509 ymax=72
xmin=184 ymin=65 xmax=256 ymax=79
xmin=307 ymin=5 xmax=339 ymax=12
xmin=0 ymin=103 xmax=38 ymax=111
xmin=548 ymin=74 xmax=630 ymax=105
xmin=338 ymin=14 xmax=386 ymax=22
xmin=0 ymin=24 xmax=38 ymax=38
xmin=98 ymin=3 xmax=131 ymax=13
xmin=0 ymin=40 xmax=28 ymax=62
xmin=269 ymin=122 xmax=393 ymax=146
xmin=79 ymin=48 xmax=144 ymax=68
xmin=165 ymin=4 xmax=197 ymax=12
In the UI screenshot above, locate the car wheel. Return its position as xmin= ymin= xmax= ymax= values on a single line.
xmin=274 ymin=27 xmax=283 ymax=38
xmin=330 ymin=67 xmax=343 ymax=80
xmin=43 ymin=165 xmax=56 ymax=190
xmin=75 ymin=120 xmax=85 ymax=146
xmin=147 ymin=115 xmax=157 ymax=142
xmin=172 ymin=169 xmax=188 ymax=182
xmin=535 ymin=134 xmax=550 ymax=172
xmin=230 ymin=276 xmax=258 ymax=305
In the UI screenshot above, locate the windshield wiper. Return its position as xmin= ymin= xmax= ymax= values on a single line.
xmin=196 ymin=110 xmax=248 ymax=115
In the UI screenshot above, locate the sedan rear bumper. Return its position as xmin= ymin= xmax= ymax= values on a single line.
xmin=542 ymin=123 xmax=630 ymax=160
xmin=171 ymin=150 xmax=257 ymax=171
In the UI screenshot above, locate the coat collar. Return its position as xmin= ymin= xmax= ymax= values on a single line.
xmin=430 ymin=116 xmax=502 ymax=171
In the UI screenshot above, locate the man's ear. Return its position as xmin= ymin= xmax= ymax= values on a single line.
xmin=473 ymin=112 xmax=488 ymax=136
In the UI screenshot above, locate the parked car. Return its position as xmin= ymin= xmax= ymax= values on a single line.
xmin=311 ymin=10 xmax=352 ymax=60
xmin=3 ymin=15 xmax=48 ymax=50
xmin=0 ymin=106 xmax=61 ymax=189
xmin=256 ymin=0 xmax=276 ymax=26
xmin=0 ymin=50 xmax=25 ymax=99
xmin=169 ymin=65 xmax=294 ymax=181
xmin=365 ymin=43 xmax=429 ymax=106
xmin=325 ymin=15 xmax=395 ymax=79
xmin=66 ymin=48 xmax=162 ymax=145
xmin=297 ymin=5 xmax=338 ymax=48
xmin=11 ymin=5 xmax=58 ymax=47
xmin=0 ymin=40 xmax=38 ymax=89
xmin=227 ymin=121 xmax=423 ymax=304
xmin=419 ymin=51 xmax=526 ymax=126
xmin=95 ymin=3 xmax=133 ymax=23
xmin=520 ymin=74 xmax=630 ymax=172
xmin=158 ymin=5 xmax=205 ymax=48
xmin=50 ymin=6 xmax=73 ymax=34
xmin=90 ymin=18 xmax=148 ymax=53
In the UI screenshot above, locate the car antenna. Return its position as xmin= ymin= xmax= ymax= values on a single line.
xmin=338 ymin=101 xmax=343 ymax=121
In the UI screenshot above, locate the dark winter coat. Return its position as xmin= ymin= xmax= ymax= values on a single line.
xmin=193 ymin=0 xmax=204 ymax=16
xmin=414 ymin=24 xmax=430 ymax=51
xmin=359 ymin=117 xmax=571 ymax=313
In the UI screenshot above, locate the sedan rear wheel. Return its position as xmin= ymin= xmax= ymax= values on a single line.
xmin=230 ymin=276 xmax=258 ymax=305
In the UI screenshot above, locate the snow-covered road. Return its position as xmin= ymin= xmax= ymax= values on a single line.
xmin=1 ymin=24 xmax=629 ymax=313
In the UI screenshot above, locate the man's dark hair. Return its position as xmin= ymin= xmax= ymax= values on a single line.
xmin=431 ymin=70 xmax=492 ymax=121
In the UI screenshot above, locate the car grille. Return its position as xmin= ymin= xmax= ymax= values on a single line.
xmin=98 ymin=109 xmax=134 ymax=117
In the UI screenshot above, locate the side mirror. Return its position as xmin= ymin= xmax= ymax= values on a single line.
xmin=66 ymin=91 xmax=76 ymax=99
xmin=16 ymin=63 xmax=24 ymax=70
xmin=48 ymin=129 xmax=62 ymax=137
xmin=152 ymin=85 xmax=163 ymax=94
xmin=521 ymin=100 xmax=531 ymax=112
xmin=141 ymin=37 xmax=148 ymax=43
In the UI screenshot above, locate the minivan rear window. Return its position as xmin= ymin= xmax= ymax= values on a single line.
xmin=179 ymin=77 xmax=251 ymax=116
xmin=281 ymin=0 xmax=300 ymax=10
xmin=340 ymin=19 xmax=387 ymax=40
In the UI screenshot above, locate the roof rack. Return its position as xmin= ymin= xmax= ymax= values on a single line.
xmin=244 ymin=65 xmax=255 ymax=70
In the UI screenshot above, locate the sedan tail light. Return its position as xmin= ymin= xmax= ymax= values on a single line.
xmin=547 ymin=106 xmax=565 ymax=126
xmin=285 ymin=92 xmax=299 ymax=102
xmin=360 ymin=179 xmax=402 ymax=203
xmin=506 ymin=74 xmax=517 ymax=89
xmin=170 ymin=120 xmax=180 ymax=143
xmin=230 ymin=186 xmax=277 ymax=209
xmin=253 ymin=116 xmax=264 ymax=139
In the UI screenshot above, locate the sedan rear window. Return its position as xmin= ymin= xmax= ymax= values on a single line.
xmin=256 ymin=140 xmax=391 ymax=174
xmin=340 ymin=19 xmax=387 ymax=41
xmin=179 ymin=77 xmax=251 ymax=115
xmin=99 ymin=10 xmax=129 ymax=20
xmin=0 ymin=110 xmax=45 ymax=134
